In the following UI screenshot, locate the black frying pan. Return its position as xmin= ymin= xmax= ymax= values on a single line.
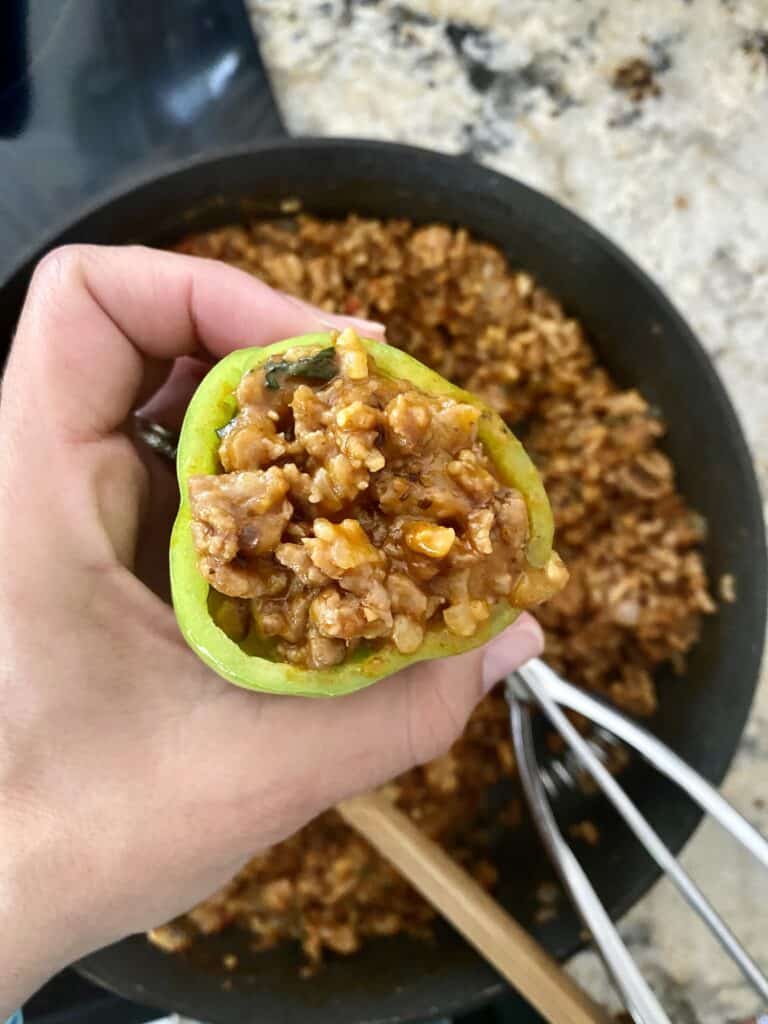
xmin=0 ymin=7 xmax=765 ymax=1023
xmin=0 ymin=139 xmax=765 ymax=1024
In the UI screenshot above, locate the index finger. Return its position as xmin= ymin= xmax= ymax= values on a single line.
xmin=4 ymin=244 xmax=384 ymax=443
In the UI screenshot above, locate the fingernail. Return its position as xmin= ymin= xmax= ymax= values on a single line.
xmin=333 ymin=314 xmax=387 ymax=341
xmin=481 ymin=613 xmax=544 ymax=693
xmin=279 ymin=292 xmax=386 ymax=341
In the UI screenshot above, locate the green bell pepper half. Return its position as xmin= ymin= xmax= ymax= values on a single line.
xmin=170 ymin=332 xmax=556 ymax=697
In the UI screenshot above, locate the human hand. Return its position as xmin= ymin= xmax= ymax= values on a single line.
xmin=0 ymin=245 xmax=542 ymax=1013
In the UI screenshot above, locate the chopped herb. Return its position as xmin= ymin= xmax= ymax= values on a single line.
xmin=264 ymin=348 xmax=338 ymax=390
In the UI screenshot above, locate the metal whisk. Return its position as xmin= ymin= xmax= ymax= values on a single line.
xmin=507 ymin=658 xmax=768 ymax=1024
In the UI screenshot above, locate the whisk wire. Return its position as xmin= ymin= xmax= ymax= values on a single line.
xmin=507 ymin=658 xmax=768 ymax=1022
xmin=512 ymin=700 xmax=671 ymax=1024
xmin=513 ymin=659 xmax=768 ymax=870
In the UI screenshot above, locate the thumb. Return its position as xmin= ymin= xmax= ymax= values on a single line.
xmin=398 ymin=612 xmax=544 ymax=770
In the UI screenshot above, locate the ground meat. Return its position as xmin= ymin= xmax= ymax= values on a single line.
xmin=153 ymin=215 xmax=714 ymax=970
xmin=188 ymin=330 xmax=556 ymax=669
xmin=189 ymin=467 xmax=293 ymax=598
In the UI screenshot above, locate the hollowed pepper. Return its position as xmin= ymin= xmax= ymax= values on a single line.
xmin=170 ymin=332 xmax=566 ymax=697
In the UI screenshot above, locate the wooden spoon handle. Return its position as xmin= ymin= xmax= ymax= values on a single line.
xmin=337 ymin=791 xmax=609 ymax=1024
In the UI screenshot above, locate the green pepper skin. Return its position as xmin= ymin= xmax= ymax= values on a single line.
xmin=171 ymin=333 xmax=556 ymax=697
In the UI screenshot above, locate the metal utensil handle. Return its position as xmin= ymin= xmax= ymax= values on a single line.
xmin=516 ymin=663 xmax=768 ymax=1002
xmin=510 ymin=699 xmax=672 ymax=1024
xmin=521 ymin=659 xmax=768 ymax=870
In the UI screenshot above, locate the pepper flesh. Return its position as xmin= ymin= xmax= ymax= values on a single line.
xmin=170 ymin=333 xmax=565 ymax=697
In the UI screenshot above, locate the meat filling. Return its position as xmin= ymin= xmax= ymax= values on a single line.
xmin=188 ymin=330 xmax=535 ymax=668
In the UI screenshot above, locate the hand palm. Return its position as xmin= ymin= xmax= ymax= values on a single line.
xmin=0 ymin=245 xmax=540 ymax=1014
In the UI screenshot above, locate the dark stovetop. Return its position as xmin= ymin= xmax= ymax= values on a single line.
xmin=0 ymin=0 xmax=283 ymax=285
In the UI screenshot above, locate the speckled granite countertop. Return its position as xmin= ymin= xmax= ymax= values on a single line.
xmin=244 ymin=3 xmax=768 ymax=1020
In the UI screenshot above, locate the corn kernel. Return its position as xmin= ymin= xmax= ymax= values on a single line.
xmin=404 ymin=521 xmax=456 ymax=558
xmin=336 ymin=400 xmax=379 ymax=430
xmin=443 ymin=603 xmax=477 ymax=637
xmin=469 ymin=599 xmax=490 ymax=622
xmin=443 ymin=599 xmax=489 ymax=637
xmin=212 ymin=597 xmax=250 ymax=641
xmin=511 ymin=552 xmax=570 ymax=606
xmin=311 ymin=518 xmax=381 ymax=570
xmin=336 ymin=328 xmax=369 ymax=380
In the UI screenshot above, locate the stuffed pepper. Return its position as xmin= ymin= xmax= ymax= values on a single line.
xmin=171 ymin=329 xmax=567 ymax=696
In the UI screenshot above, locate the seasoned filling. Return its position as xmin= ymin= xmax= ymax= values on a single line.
xmin=189 ymin=330 xmax=539 ymax=669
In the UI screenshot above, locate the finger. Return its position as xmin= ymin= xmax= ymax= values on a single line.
xmin=4 ymin=244 xmax=384 ymax=446
xmin=278 ymin=292 xmax=386 ymax=342
xmin=136 ymin=317 xmax=386 ymax=439
xmin=134 ymin=308 xmax=386 ymax=439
